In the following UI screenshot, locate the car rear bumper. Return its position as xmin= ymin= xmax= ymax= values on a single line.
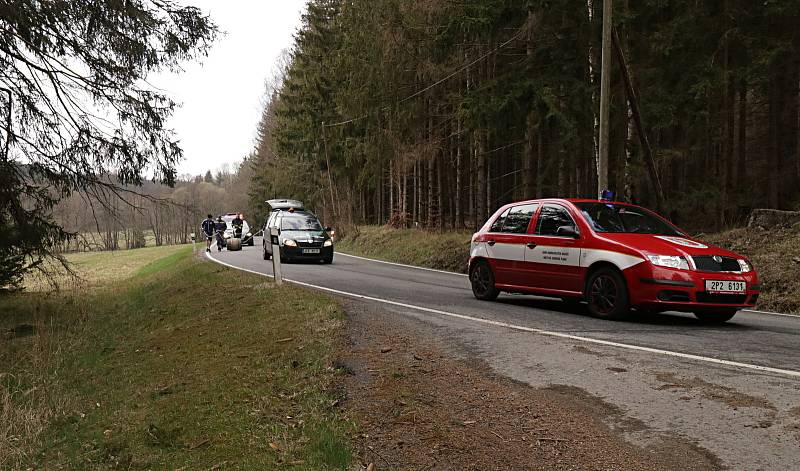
xmin=624 ymin=263 xmax=760 ymax=312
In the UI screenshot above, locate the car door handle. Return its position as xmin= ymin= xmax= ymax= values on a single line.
xmin=526 ymin=242 xmax=537 ymax=249
xmin=487 ymin=240 xmax=496 ymax=246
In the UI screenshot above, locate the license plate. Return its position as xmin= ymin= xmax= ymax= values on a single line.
xmin=302 ymin=248 xmax=320 ymax=254
xmin=705 ymin=280 xmax=746 ymax=293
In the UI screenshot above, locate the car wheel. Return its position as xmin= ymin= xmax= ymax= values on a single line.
xmin=693 ymin=310 xmax=737 ymax=323
xmin=262 ymin=244 xmax=271 ymax=260
xmin=322 ymin=256 xmax=333 ymax=264
xmin=470 ymin=260 xmax=500 ymax=301
xmin=586 ymin=268 xmax=630 ymax=320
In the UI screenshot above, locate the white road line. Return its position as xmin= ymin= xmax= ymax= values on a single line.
xmin=742 ymin=309 xmax=800 ymax=318
xmin=339 ymin=253 xmax=800 ymax=319
xmin=336 ymin=252 xmax=469 ymax=277
xmin=205 ymin=252 xmax=800 ymax=379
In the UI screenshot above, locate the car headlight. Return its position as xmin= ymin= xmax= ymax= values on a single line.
xmin=737 ymin=259 xmax=753 ymax=272
xmin=647 ymin=255 xmax=690 ymax=270
xmin=323 ymin=239 xmax=333 ymax=247
xmin=284 ymin=239 xmax=297 ymax=247
xmin=246 ymin=232 xmax=252 ymax=237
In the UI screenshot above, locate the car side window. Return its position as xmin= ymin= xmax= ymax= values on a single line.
xmin=500 ymin=204 xmax=538 ymax=234
xmin=535 ymin=205 xmax=577 ymax=236
xmin=489 ymin=208 xmax=511 ymax=232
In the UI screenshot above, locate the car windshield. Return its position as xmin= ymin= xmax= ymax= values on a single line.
xmin=574 ymin=202 xmax=684 ymax=236
xmin=281 ymin=213 xmax=322 ymax=231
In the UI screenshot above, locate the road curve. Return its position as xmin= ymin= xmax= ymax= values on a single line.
xmin=207 ymin=238 xmax=800 ymax=470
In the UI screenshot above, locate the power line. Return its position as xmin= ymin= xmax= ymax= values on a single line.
xmin=323 ymin=26 xmax=527 ymax=128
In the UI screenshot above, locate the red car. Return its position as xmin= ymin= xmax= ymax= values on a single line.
xmin=469 ymin=199 xmax=760 ymax=323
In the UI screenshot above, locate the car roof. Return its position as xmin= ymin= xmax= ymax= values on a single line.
xmin=266 ymin=199 xmax=305 ymax=211
xmin=500 ymin=198 xmax=638 ymax=207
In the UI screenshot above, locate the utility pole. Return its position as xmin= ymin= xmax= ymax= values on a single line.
xmin=597 ymin=0 xmax=612 ymax=197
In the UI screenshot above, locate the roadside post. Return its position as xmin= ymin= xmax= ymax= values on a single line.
xmin=190 ymin=232 xmax=196 ymax=253
xmin=270 ymin=227 xmax=282 ymax=285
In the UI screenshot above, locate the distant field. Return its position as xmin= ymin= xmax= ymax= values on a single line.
xmin=23 ymin=244 xmax=191 ymax=291
xmin=2 ymin=245 xmax=351 ymax=469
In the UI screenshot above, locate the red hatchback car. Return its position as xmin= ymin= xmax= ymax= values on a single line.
xmin=469 ymin=199 xmax=760 ymax=323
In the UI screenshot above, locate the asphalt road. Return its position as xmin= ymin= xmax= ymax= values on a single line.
xmin=207 ymin=238 xmax=800 ymax=470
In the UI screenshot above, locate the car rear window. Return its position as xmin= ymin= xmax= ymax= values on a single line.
xmin=500 ymin=204 xmax=538 ymax=234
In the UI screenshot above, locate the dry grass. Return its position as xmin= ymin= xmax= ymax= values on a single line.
xmin=23 ymin=244 xmax=191 ymax=292
xmin=704 ymin=226 xmax=800 ymax=313
xmin=336 ymin=225 xmax=472 ymax=273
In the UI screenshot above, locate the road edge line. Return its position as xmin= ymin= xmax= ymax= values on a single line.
xmin=335 ymin=251 xmax=468 ymax=277
xmin=205 ymin=252 xmax=800 ymax=379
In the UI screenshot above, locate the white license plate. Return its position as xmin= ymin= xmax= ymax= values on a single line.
xmin=705 ymin=280 xmax=746 ymax=293
xmin=302 ymin=248 xmax=320 ymax=254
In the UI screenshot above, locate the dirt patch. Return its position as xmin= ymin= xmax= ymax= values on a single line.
xmin=340 ymin=301 xmax=722 ymax=471
xmin=654 ymin=372 xmax=775 ymax=410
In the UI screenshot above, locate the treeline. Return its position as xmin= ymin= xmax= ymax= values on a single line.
xmin=54 ymin=162 xmax=254 ymax=252
xmin=248 ymin=0 xmax=800 ymax=232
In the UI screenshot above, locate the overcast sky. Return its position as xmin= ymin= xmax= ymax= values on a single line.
xmin=152 ymin=1 xmax=306 ymax=178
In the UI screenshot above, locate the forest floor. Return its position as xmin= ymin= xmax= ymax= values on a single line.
xmin=337 ymin=224 xmax=800 ymax=314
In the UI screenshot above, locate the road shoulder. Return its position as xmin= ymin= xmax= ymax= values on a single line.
xmin=339 ymin=300 xmax=722 ymax=471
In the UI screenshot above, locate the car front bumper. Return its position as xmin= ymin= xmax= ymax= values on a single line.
xmin=624 ymin=263 xmax=760 ymax=312
xmin=280 ymin=245 xmax=334 ymax=261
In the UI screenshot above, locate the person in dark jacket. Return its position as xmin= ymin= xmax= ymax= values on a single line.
xmin=231 ymin=213 xmax=244 ymax=238
xmin=200 ymin=214 xmax=215 ymax=252
xmin=214 ymin=216 xmax=227 ymax=251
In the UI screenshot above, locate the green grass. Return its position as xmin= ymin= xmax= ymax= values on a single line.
xmin=1 ymin=246 xmax=353 ymax=470
xmin=336 ymin=225 xmax=472 ymax=273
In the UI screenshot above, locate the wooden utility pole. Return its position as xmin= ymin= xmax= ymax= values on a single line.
xmin=597 ymin=0 xmax=612 ymax=197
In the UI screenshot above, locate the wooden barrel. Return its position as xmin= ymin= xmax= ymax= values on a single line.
xmin=227 ymin=238 xmax=242 ymax=251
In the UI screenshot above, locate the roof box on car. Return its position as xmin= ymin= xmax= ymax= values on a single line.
xmin=266 ymin=199 xmax=305 ymax=211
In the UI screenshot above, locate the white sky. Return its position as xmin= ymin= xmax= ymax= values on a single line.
xmin=152 ymin=1 xmax=306 ymax=177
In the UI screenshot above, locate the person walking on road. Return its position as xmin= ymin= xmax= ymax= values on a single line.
xmin=214 ymin=216 xmax=227 ymax=251
xmin=200 ymin=214 xmax=215 ymax=252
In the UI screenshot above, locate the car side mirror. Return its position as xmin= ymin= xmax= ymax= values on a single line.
xmin=556 ymin=226 xmax=580 ymax=238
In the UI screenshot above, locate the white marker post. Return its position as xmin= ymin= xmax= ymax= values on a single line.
xmin=190 ymin=232 xmax=196 ymax=253
xmin=270 ymin=226 xmax=282 ymax=285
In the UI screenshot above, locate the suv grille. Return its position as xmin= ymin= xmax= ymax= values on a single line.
xmin=692 ymin=256 xmax=740 ymax=272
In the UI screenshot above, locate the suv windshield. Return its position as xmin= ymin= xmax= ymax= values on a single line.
xmin=575 ymin=202 xmax=683 ymax=236
xmin=280 ymin=213 xmax=323 ymax=231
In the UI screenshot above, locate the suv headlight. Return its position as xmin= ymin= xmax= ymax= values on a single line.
xmin=323 ymin=239 xmax=333 ymax=247
xmin=737 ymin=259 xmax=753 ymax=272
xmin=647 ymin=255 xmax=690 ymax=270
xmin=284 ymin=239 xmax=297 ymax=247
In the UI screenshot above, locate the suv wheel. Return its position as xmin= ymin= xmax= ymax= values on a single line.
xmin=586 ymin=268 xmax=630 ymax=320
xmin=470 ymin=260 xmax=500 ymax=301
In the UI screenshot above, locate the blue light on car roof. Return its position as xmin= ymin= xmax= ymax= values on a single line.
xmin=601 ymin=189 xmax=615 ymax=202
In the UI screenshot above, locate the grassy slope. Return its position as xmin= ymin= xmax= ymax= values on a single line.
xmin=336 ymin=225 xmax=472 ymax=273
xmin=1 ymin=246 xmax=352 ymax=470
xmin=338 ymin=225 xmax=800 ymax=313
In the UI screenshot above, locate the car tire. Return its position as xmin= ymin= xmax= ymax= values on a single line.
xmin=586 ymin=267 xmax=630 ymax=320
xmin=693 ymin=310 xmax=737 ymax=324
xmin=322 ymin=255 xmax=333 ymax=264
xmin=470 ymin=260 xmax=500 ymax=301
xmin=262 ymin=245 xmax=271 ymax=260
